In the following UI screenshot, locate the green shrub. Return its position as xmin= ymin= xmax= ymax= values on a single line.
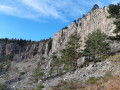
xmin=37 ymin=84 xmax=44 ymax=90
xmin=6 ymin=62 xmax=11 ymax=71
xmin=41 ymin=57 xmax=45 ymax=61
xmin=3 ymin=54 xmax=13 ymax=61
xmin=3 ymin=73 xmax=9 ymax=80
xmin=0 ymin=63 xmax=4 ymax=71
xmin=105 ymin=71 xmax=113 ymax=78
xmin=87 ymin=77 xmax=97 ymax=84
xmin=63 ymin=64 xmax=72 ymax=72
xmin=0 ymin=83 xmax=7 ymax=90
xmin=87 ymin=71 xmax=113 ymax=84
xmin=32 ymin=84 xmax=44 ymax=90
xmin=31 ymin=62 xmax=45 ymax=82
xmin=20 ymin=72 xmax=25 ymax=76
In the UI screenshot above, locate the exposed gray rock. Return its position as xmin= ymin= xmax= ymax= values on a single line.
xmin=0 ymin=43 xmax=6 ymax=60
xmin=43 ymin=60 xmax=120 ymax=89
xmin=5 ymin=43 xmax=20 ymax=55
xmin=52 ymin=7 xmax=116 ymax=53
xmin=110 ymin=41 xmax=120 ymax=53
xmin=77 ymin=57 xmax=85 ymax=67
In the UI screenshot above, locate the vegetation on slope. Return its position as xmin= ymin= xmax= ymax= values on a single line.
xmin=108 ymin=53 xmax=120 ymax=61
xmin=0 ymin=83 xmax=7 ymax=90
xmin=32 ymin=84 xmax=44 ymax=90
xmin=91 ymin=4 xmax=99 ymax=11
xmin=50 ymin=71 xmax=113 ymax=90
xmin=61 ymin=35 xmax=82 ymax=70
xmin=1 ymin=3 xmax=120 ymax=90
xmin=108 ymin=3 xmax=120 ymax=36
xmin=49 ymin=35 xmax=82 ymax=75
xmin=83 ymin=30 xmax=110 ymax=61
xmin=49 ymin=30 xmax=111 ymax=76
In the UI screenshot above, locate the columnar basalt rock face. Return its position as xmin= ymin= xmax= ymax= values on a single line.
xmin=52 ymin=7 xmax=116 ymax=53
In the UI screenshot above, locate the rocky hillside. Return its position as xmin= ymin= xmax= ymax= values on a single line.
xmin=0 ymin=38 xmax=53 ymax=89
xmin=0 ymin=6 xmax=120 ymax=90
xmin=52 ymin=7 xmax=115 ymax=53
xmin=0 ymin=38 xmax=52 ymax=60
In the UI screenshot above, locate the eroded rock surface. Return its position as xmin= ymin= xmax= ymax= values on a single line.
xmin=52 ymin=7 xmax=116 ymax=53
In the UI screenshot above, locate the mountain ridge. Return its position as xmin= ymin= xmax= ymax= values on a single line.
xmin=0 ymin=6 xmax=120 ymax=90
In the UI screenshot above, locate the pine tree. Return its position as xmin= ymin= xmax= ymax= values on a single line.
xmin=83 ymin=30 xmax=110 ymax=61
xmin=113 ymin=20 xmax=120 ymax=35
xmin=61 ymin=35 xmax=81 ymax=70
xmin=91 ymin=4 xmax=99 ymax=11
xmin=108 ymin=3 xmax=120 ymax=35
xmin=107 ymin=3 xmax=120 ymax=18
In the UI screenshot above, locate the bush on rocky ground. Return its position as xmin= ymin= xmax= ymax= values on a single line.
xmin=32 ymin=84 xmax=44 ymax=90
xmin=50 ymin=71 xmax=113 ymax=90
xmin=0 ymin=83 xmax=7 ymax=90
xmin=30 ymin=61 xmax=45 ymax=83
xmin=49 ymin=35 xmax=82 ymax=76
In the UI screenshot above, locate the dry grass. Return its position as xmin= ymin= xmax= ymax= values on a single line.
xmin=108 ymin=53 xmax=120 ymax=61
xmin=49 ymin=80 xmax=84 ymax=90
xmin=85 ymin=75 xmax=120 ymax=90
xmin=49 ymin=73 xmax=120 ymax=90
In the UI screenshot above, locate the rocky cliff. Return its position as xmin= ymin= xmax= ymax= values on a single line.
xmin=52 ymin=7 xmax=116 ymax=53
xmin=0 ymin=7 xmax=120 ymax=90
xmin=0 ymin=7 xmax=117 ymax=69
xmin=0 ymin=39 xmax=53 ymax=89
xmin=0 ymin=38 xmax=52 ymax=61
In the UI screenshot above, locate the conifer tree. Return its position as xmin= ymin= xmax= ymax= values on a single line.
xmin=108 ymin=3 xmax=120 ymax=35
xmin=83 ymin=30 xmax=110 ymax=61
xmin=61 ymin=35 xmax=81 ymax=69
xmin=91 ymin=4 xmax=99 ymax=11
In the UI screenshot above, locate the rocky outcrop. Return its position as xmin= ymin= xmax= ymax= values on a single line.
xmin=0 ymin=39 xmax=52 ymax=61
xmin=0 ymin=43 xmax=6 ymax=59
xmin=0 ymin=39 xmax=53 ymax=89
xmin=0 ymin=7 xmax=117 ymax=63
xmin=52 ymin=7 xmax=116 ymax=53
